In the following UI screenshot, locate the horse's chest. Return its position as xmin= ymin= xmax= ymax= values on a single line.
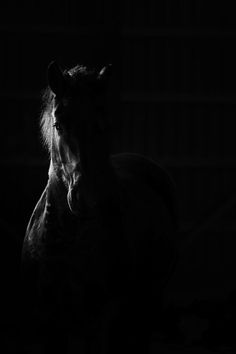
xmin=37 ymin=214 xmax=126 ymax=315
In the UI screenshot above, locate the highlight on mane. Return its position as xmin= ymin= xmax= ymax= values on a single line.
xmin=40 ymin=63 xmax=97 ymax=152
xmin=40 ymin=87 xmax=54 ymax=151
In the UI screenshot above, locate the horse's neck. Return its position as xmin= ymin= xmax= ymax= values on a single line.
xmin=48 ymin=157 xmax=120 ymax=215
xmin=47 ymin=167 xmax=68 ymax=214
xmin=90 ymin=158 xmax=119 ymax=203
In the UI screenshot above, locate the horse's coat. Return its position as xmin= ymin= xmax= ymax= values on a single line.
xmin=21 ymin=62 xmax=178 ymax=353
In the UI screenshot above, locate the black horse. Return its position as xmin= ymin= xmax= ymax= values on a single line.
xmin=21 ymin=62 xmax=178 ymax=353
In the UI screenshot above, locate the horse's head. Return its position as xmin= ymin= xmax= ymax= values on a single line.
xmin=41 ymin=61 xmax=112 ymax=214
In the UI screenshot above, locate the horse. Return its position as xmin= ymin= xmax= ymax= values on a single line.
xmin=21 ymin=61 xmax=178 ymax=354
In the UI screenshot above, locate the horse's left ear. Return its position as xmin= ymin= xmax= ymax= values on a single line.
xmin=97 ymin=64 xmax=112 ymax=90
xmin=47 ymin=61 xmax=65 ymax=97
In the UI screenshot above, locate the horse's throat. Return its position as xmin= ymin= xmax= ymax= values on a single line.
xmin=67 ymin=165 xmax=114 ymax=215
xmin=67 ymin=176 xmax=97 ymax=215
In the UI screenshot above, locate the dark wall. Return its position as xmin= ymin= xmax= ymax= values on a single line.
xmin=1 ymin=0 xmax=236 ymax=305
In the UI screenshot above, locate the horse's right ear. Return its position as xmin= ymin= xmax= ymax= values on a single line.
xmin=47 ymin=61 xmax=65 ymax=97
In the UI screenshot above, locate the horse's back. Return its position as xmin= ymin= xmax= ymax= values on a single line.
xmin=110 ymin=153 xmax=178 ymax=334
xmin=111 ymin=153 xmax=177 ymax=224
xmin=111 ymin=153 xmax=177 ymax=243
xmin=111 ymin=153 xmax=178 ymax=288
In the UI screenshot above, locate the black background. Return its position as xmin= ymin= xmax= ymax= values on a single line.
xmin=1 ymin=0 xmax=236 ymax=352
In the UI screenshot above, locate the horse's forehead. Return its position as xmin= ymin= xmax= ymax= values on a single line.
xmin=55 ymin=100 xmax=91 ymax=118
xmin=54 ymin=95 xmax=79 ymax=113
xmin=65 ymin=73 xmax=96 ymax=94
xmin=54 ymin=86 xmax=94 ymax=106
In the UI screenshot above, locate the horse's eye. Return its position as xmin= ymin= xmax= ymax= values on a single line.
xmin=53 ymin=122 xmax=63 ymax=134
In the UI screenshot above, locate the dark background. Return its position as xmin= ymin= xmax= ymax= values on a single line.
xmin=1 ymin=0 xmax=236 ymax=351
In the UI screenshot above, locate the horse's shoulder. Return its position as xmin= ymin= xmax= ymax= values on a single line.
xmin=22 ymin=186 xmax=48 ymax=261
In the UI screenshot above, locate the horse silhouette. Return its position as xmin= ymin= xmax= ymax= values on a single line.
xmin=21 ymin=62 xmax=178 ymax=354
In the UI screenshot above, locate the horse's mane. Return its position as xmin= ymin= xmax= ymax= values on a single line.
xmin=40 ymin=64 xmax=97 ymax=152
xmin=40 ymin=87 xmax=54 ymax=151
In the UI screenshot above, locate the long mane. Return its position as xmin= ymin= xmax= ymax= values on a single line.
xmin=40 ymin=64 xmax=97 ymax=153
xmin=40 ymin=87 xmax=54 ymax=151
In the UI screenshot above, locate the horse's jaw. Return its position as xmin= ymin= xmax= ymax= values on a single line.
xmin=49 ymin=157 xmax=107 ymax=216
xmin=67 ymin=190 xmax=95 ymax=216
xmin=67 ymin=174 xmax=98 ymax=216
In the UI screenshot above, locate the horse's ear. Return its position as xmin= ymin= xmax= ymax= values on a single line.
xmin=97 ymin=64 xmax=112 ymax=91
xmin=47 ymin=61 xmax=65 ymax=97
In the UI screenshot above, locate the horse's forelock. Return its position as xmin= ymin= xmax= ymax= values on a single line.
xmin=64 ymin=65 xmax=98 ymax=92
xmin=66 ymin=64 xmax=95 ymax=79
